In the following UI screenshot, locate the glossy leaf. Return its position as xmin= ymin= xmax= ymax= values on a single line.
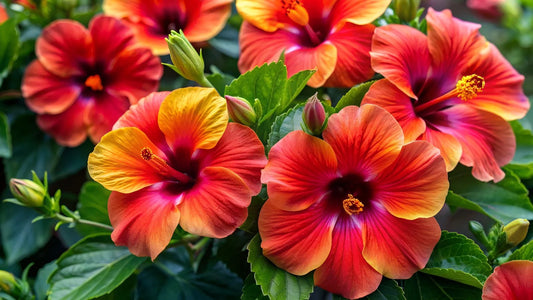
xmin=267 ymin=103 xmax=305 ymax=151
xmin=76 ymin=181 xmax=112 ymax=236
xmin=335 ymin=81 xmax=374 ymax=111
xmin=403 ymin=273 xmax=482 ymax=299
xmin=241 ymin=273 xmax=269 ymax=300
xmin=0 ymin=112 xmax=11 ymax=158
xmin=34 ymin=261 xmax=57 ymax=300
xmin=0 ymin=19 xmax=20 ymax=86
xmin=509 ymin=240 xmax=533 ymax=260
xmin=507 ymin=121 xmax=533 ymax=179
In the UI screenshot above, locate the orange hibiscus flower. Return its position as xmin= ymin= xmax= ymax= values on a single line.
xmin=482 ymin=260 xmax=533 ymax=300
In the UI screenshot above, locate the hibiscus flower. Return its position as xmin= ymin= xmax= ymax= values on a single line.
xmin=482 ymin=260 xmax=533 ymax=300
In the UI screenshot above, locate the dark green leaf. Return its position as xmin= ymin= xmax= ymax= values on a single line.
xmin=51 ymin=140 xmax=93 ymax=180
xmin=76 ymin=182 xmax=111 ymax=236
xmin=34 ymin=261 xmax=57 ymax=300
xmin=0 ymin=112 xmax=11 ymax=157
xmin=214 ymin=230 xmax=254 ymax=279
xmin=403 ymin=273 xmax=482 ymax=300
xmin=206 ymin=66 xmax=235 ymax=96
xmin=48 ymin=234 xmax=146 ymax=300
xmin=507 ymin=121 xmax=533 ymax=179
xmin=0 ymin=202 xmax=54 ymax=264
xmin=94 ymin=275 xmax=137 ymax=300
xmin=242 ymin=273 xmax=269 ymax=300
xmin=448 ymin=165 xmax=533 ymax=223
xmin=0 ymin=19 xmax=20 ymax=86
xmin=332 ymin=278 xmax=406 ymax=300
xmin=509 ymin=240 xmax=533 ymax=260
xmin=267 ymin=103 xmax=304 ymax=150
xmin=335 ymin=81 xmax=374 ymax=111
xmin=247 ymin=234 xmax=314 ymax=300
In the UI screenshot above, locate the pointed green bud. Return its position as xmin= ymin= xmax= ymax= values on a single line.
xmin=9 ymin=178 xmax=45 ymax=207
xmin=166 ymin=30 xmax=206 ymax=84
xmin=393 ymin=0 xmax=421 ymax=22
xmin=469 ymin=220 xmax=491 ymax=248
xmin=0 ymin=270 xmax=15 ymax=292
xmin=302 ymin=93 xmax=326 ymax=136
xmin=503 ymin=218 xmax=529 ymax=247
xmin=225 ymin=95 xmax=257 ymax=126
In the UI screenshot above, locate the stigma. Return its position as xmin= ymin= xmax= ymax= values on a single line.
xmin=343 ymin=194 xmax=364 ymax=215
xmin=281 ymin=0 xmax=309 ymax=26
xmin=139 ymin=147 xmax=191 ymax=184
xmin=85 ymin=74 xmax=104 ymax=91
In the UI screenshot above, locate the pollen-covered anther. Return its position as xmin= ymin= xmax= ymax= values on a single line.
xmin=456 ymin=74 xmax=485 ymax=101
xmin=343 ymin=194 xmax=364 ymax=215
xmin=281 ymin=0 xmax=309 ymax=26
xmin=140 ymin=147 xmax=153 ymax=160
xmin=85 ymin=74 xmax=104 ymax=91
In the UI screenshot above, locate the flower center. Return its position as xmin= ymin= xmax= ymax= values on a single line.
xmin=282 ymin=0 xmax=309 ymax=26
xmin=343 ymin=194 xmax=364 ymax=215
xmin=84 ymin=74 xmax=103 ymax=91
xmin=415 ymin=74 xmax=485 ymax=114
xmin=140 ymin=147 xmax=191 ymax=183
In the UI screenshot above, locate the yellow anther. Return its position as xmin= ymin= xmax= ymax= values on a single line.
xmin=84 ymin=74 xmax=104 ymax=91
xmin=343 ymin=194 xmax=364 ymax=215
xmin=456 ymin=74 xmax=485 ymax=101
xmin=281 ymin=0 xmax=309 ymax=26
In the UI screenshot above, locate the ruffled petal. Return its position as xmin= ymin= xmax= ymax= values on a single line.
xmin=371 ymin=24 xmax=431 ymax=99
xmin=89 ymin=15 xmax=136 ymax=66
xmin=158 ymin=87 xmax=227 ymax=153
xmin=105 ymin=47 xmax=162 ymax=103
xmin=22 ymin=60 xmax=81 ymax=114
xmin=236 ymin=0 xmax=294 ymax=32
xmin=373 ymin=141 xmax=448 ymax=220
xmin=323 ymin=23 xmax=375 ymax=88
xmin=102 ymin=0 xmax=144 ymax=20
xmin=329 ymin=0 xmax=391 ymax=27
xmin=314 ymin=216 xmax=382 ymax=299
xmin=261 ymin=130 xmax=338 ymax=211
xmin=88 ymin=127 xmax=171 ymax=193
xmin=36 ymin=99 xmax=89 ymax=147
xmin=419 ymin=127 xmax=462 ymax=172
xmin=86 ymin=92 xmax=131 ymax=144
xmin=182 ymin=0 xmax=232 ymax=42
xmin=36 ymin=19 xmax=94 ymax=77
xmin=482 ymin=260 xmax=533 ymax=300
xmin=108 ymin=186 xmax=180 ymax=260
xmin=362 ymin=79 xmax=426 ymax=142
xmin=195 ymin=123 xmax=266 ymax=195
xmin=362 ymin=209 xmax=441 ymax=279
xmin=178 ymin=166 xmax=251 ymax=238
xmin=285 ymin=43 xmax=337 ymax=87
xmin=323 ymin=105 xmax=404 ymax=179
xmin=258 ymin=200 xmax=337 ymax=276
xmin=434 ymin=105 xmax=515 ymax=182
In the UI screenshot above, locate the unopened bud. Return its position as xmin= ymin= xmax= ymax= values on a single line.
xmin=503 ymin=218 xmax=529 ymax=247
xmin=225 ymin=95 xmax=257 ymax=126
xmin=166 ymin=30 xmax=205 ymax=83
xmin=393 ymin=0 xmax=421 ymax=22
xmin=302 ymin=93 xmax=326 ymax=135
xmin=9 ymin=178 xmax=45 ymax=207
xmin=0 ymin=270 xmax=15 ymax=292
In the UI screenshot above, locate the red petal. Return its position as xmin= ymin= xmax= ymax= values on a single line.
xmin=258 ymin=200 xmax=337 ymax=276
xmin=419 ymin=127 xmax=462 ymax=172
xmin=86 ymin=92 xmax=131 ymax=144
xmin=182 ymin=0 xmax=232 ymax=42
xmin=36 ymin=99 xmax=89 ymax=147
xmin=482 ymin=260 xmax=533 ymax=300
xmin=285 ymin=43 xmax=337 ymax=88
xmin=323 ymin=105 xmax=404 ymax=179
xmin=22 ymin=60 xmax=81 ymax=114
xmin=109 ymin=186 xmax=180 ymax=260
xmin=314 ymin=216 xmax=382 ymax=299
xmin=178 ymin=166 xmax=251 ymax=238
xmin=238 ymin=22 xmax=287 ymax=73
xmin=329 ymin=0 xmax=391 ymax=27
xmin=89 ymin=15 xmax=136 ymax=66
xmin=36 ymin=19 xmax=94 ymax=77
xmin=261 ymin=130 xmax=338 ymax=211
xmin=362 ymin=209 xmax=441 ymax=279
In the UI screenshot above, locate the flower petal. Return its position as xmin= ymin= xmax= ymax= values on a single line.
xmin=262 ymin=130 xmax=338 ymax=211
xmin=158 ymin=87 xmax=227 ymax=153
xmin=285 ymin=43 xmax=337 ymax=88
xmin=102 ymin=0 xmax=143 ymax=19
xmin=108 ymin=186 xmax=180 ymax=260
xmin=374 ymin=141 xmax=448 ymax=220
xmin=258 ymin=200 xmax=337 ymax=276
xmin=178 ymin=166 xmax=251 ymax=238
xmin=89 ymin=15 xmax=136 ymax=66
xmin=362 ymin=79 xmax=426 ymax=142
xmin=362 ymin=209 xmax=441 ymax=279
xmin=329 ymin=0 xmax=391 ymax=27
xmin=88 ymin=127 xmax=170 ymax=193
xmin=323 ymin=105 xmax=404 ymax=179
xmin=183 ymin=0 xmax=233 ymax=42
xmin=22 ymin=60 xmax=81 ymax=115
xmin=323 ymin=23 xmax=375 ymax=87
xmin=482 ymin=260 xmax=533 ymax=300
xmin=36 ymin=19 xmax=94 ymax=77
xmin=236 ymin=0 xmax=293 ymax=32
xmin=419 ymin=127 xmax=462 ymax=172
xmin=195 ymin=123 xmax=266 ymax=195
xmin=36 ymin=99 xmax=89 ymax=147
xmin=86 ymin=92 xmax=131 ymax=144
xmin=314 ymin=216 xmax=382 ymax=299
xmin=371 ymin=24 xmax=431 ymax=99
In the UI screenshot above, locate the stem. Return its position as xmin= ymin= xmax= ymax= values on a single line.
xmin=54 ymin=213 xmax=113 ymax=231
xmin=191 ymin=237 xmax=210 ymax=252
xmin=197 ymin=75 xmax=214 ymax=89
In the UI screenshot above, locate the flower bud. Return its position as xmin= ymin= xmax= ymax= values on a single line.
xmin=503 ymin=218 xmax=529 ymax=247
xmin=9 ymin=178 xmax=45 ymax=207
xmin=0 ymin=270 xmax=15 ymax=292
xmin=166 ymin=30 xmax=205 ymax=83
xmin=225 ymin=95 xmax=257 ymax=126
xmin=393 ymin=0 xmax=421 ymax=22
xmin=302 ymin=93 xmax=326 ymax=136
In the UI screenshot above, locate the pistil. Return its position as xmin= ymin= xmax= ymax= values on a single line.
xmin=140 ymin=147 xmax=191 ymax=183
xmin=84 ymin=74 xmax=104 ymax=91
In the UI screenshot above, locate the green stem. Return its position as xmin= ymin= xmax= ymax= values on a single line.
xmin=191 ymin=237 xmax=210 ymax=252
xmin=197 ymin=75 xmax=214 ymax=89
xmin=54 ymin=213 xmax=113 ymax=231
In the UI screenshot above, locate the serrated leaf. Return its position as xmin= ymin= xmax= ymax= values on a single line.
xmin=247 ymin=234 xmax=314 ymax=300
xmin=509 ymin=240 xmax=533 ymax=260
xmin=0 ymin=112 xmax=11 ymax=157
xmin=447 ymin=165 xmax=533 ymax=223
xmin=48 ymin=234 xmax=146 ymax=300
xmin=267 ymin=103 xmax=305 ymax=150
xmin=403 ymin=273 xmax=482 ymax=300
xmin=335 ymin=81 xmax=374 ymax=111
xmin=0 ymin=19 xmax=20 ymax=86
xmin=242 ymin=273 xmax=269 ymax=300
xmin=206 ymin=66 xmax=235 ymax=96
xmin=332 ymin=278 xmax=406 ymax=300
xmin=76 ymin=181 xmax=111 ymax=236
xmin=0 ymin=202 xmax=54 ymax=264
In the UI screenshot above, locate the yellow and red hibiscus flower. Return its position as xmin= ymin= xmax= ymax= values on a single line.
xmin=0 ymin=4 xmax=8 ymax=23
xmin=362 ymin=8 xmax=529 ymax=182
xmin=88 ymin=88 xmax=266 ymax=260
xmin=21 ymin=15 xmax=162 ymax=147
xmin=259 ymin=104 xmax=448 ymax=299
xmin=103 ymin=0 xmax=232 ymax=55
xmin=482 ymin=260 xmax=533 ymax=300
xmin=236 ymin=0 xmax=390 ymax=88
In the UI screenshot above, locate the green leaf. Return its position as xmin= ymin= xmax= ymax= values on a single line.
xmin=403 ymin=273 xmax=482 ymax=300
xmin=422 ymin=231 xmax=491 ymax=288
xmin=48 ymin=234 xmax=146 ymax=300
xmin=0 ymin=112 xmax=11 ymax=157
xmin=335 ymin=81 xmax=374 ymax=111
xmin=34 ymin=261 xmax=57 ymax=300
xmin=509 ymin=240 xmax=533 ymax=260
xmin=332 ymin=278 xmax=406 ymax=300
xmin=247 ymin=234 xmax=314 ymax=300
xmin=242 ymin=273 xmax=269 ymax=300
xmin=507 ymin=121 xmax=533 ymax=179
xmin=267 ymin=103 xmax=305 ymax=150
xmin=136 ymin=246 xmax=242 ymax=299
xmin=94 ymin=275 xmax=137 ymax=300
xmin=0 ymin=202 xmax=54 ymax=264
xmin=284 ymin=69 xmax=315 ymax=109
xmin=51 ymin=140 xmax=93 ymax=180
xmin=206 ymin=66 xmax=235 ymax=96
xmin=447 ymin=165 xmax=533 ymax=223
xmin=0 ymin=19 xmax=20 ymax=86
xmin=76 ymin=181 xmax=111 ymax=236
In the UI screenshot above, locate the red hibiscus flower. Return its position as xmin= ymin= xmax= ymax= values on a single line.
xmin=482 ymin=260 xmax=533 ymax=300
